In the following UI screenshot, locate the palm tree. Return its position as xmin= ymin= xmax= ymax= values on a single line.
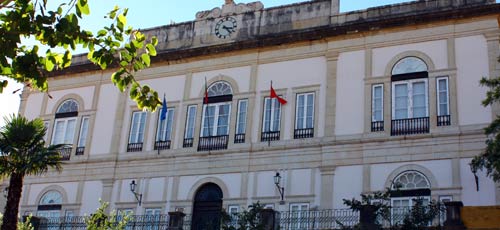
xmin=0 ymin=115 xmax=63 ymax=230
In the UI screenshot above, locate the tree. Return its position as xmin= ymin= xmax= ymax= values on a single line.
xmin=0 ymin=115 xmax=63 ymax=230
xmin=85 ymin=201 xmax=129 ymax=230
xmin=0 ymin=0 xmax=160 ymax=111
xmin=470 ymin=77 xmax=500 ymax=182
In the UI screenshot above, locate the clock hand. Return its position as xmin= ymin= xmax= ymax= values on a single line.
xmin=222 ymin=25 xmax=234 ymax=32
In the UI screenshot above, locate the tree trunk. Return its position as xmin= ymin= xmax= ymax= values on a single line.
xmin=1 ymin=173 xmax=24 ymax=230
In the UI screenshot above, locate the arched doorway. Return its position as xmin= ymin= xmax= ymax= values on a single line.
xmin=191 ymin=183 xmax=223 ymax=230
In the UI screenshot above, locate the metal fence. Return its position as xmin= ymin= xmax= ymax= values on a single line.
xmin=33 ymin=206 xmax=446 ymax=230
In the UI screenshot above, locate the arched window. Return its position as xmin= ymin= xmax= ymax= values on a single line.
xmin=207 ymin=81 xmax=233 ymax=97
xmin=37 ymin=191 xmax=62 ymax=218
xmin=391 ymin=57 xmax=428 ymax=75
xmin=56 ymin=99 xmax=79 ymax=114
xmin=390 ymin=170 xmax=431 ymax=222
xmin=390 ymin=57 xmax=430 ymax=136
xmin=392 ymin=170 xmax=430 ymax=190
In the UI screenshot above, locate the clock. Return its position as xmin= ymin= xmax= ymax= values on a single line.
xmin=214 ymin=17 xmax=237 ymax=39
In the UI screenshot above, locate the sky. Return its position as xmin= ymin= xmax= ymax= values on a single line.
xmin=0 ymin=0 xmax=483 ymax=126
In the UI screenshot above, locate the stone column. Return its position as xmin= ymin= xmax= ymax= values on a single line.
xmin=443 ymin=201 xmax=465 ymax=230
xmin=101 ymin=179 xmax=115 ymax=207
xmin=324 ymin=51 xmax=339 ymax=137
xmin=319 ymin=166 xmax=336 ymax=209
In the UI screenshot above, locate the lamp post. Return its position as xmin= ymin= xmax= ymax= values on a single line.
xmin=129 ymin=180 xmax=142 ymax=206
xmin=274 ymin=172 xmax=285 ymax=204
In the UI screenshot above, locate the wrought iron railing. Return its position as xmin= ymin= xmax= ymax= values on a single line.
xmin=183 ymin=138 xmax=193 ymax=148
xmin=154 ymin=140 xmax=171 ymax=151
xmin=197 ymin=135 xmax=229 ymax=151
xmin=127 ymin=143 xmax=143 ymax=152
xmin=371 ymin=121 xmax=384 ymax=132
xmin=391 ymin=117 xmax=429 ymax=136
xmin=60 ymin=147 xmax=72 ymax=161
xmin=75 ymin=147 xmax=85 ymax=155
xmin=294 ymin=128 xmax=314 ymax=139
xmin=261 ymin=131 xmax=280 ymax=142
xmin=278 ymin=209 xmax=359 ymax=230
xmin=437 ymin=115 xmax=451 ymax=126
xmin=37 ymin=215 xmax=170 ymax=229
xmin=234 ymin=133 xmax=245 ymax=144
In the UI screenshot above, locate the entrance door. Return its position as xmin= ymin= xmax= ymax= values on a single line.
xmin=191 ymin=183 xmax=223 ymax=230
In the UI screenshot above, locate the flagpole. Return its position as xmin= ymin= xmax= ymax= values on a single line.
xmin=205 ymin=77 xmax=212 ymax=151
xmin=159 ymin=93 xmax=166 ymax=155
xmin=268 ymin=81 xmax=272 ymax=147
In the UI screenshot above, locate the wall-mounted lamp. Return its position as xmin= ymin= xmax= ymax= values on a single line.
xmin=274 ymin=172 xmax=285 ymax=204
xmin=129 ymin=180 xmax=142 ymax=206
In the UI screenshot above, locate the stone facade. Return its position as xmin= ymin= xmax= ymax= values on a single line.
xmin=4 ymin=0 xmax=500 ymax=222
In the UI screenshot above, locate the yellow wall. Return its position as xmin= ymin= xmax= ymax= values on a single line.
xmin=462 ymin=206 xmax=500 ymax=229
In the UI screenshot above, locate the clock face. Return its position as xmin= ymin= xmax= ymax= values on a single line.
xmin=214 ymin=17 xmax=237 ymax=39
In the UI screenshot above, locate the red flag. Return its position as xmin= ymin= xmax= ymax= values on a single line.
xmin=270 ymin=85 xmax=287 ymax=105
xmin=204 ymin=78 xmax=209 ymax=104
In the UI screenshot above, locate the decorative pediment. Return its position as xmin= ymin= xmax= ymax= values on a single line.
xmin=195 ymin=1 xmax=264 ymax=20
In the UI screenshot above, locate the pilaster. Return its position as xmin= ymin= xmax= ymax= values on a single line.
xmin=324 ymin=51 xmax=339 ymax=137
xmin=101 ymin=179 xmax=115 ymax=204
xmin=319 ymin=166 xmax=336 ymax=209
xmin=362 ymin=164 xmax=371 ymax=193
xmin=484 ymin=31 xmax=500 ymax=117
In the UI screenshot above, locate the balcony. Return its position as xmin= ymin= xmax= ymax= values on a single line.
xmin=60 ymin=147 xmax=72 ymax=161
xmin=183 ymin=138 xmax=193 ymax=148
xmin=127 ymin=143 xmax=143 ymax=152
xmin=261 ymin=131 xmax=280 ymax=142
xmin=154 ymin=140 xmax=171 ymax=150
xmin=197 ymin=135 xmax=229 ymax=151
xmin=437 ymin=115 xmax=451 ymax=126
xmin=371 ymin=121 xmax=384 ymax=132
xmin=234 ymin=133 xmax=245 ymax=144
xmin=75 ymin=147 xmax=85 ymax=155
xmin=391 ymin=117 xmax=429 ymax=136
xmin=294 ymin=128 xmax=314 ymax=139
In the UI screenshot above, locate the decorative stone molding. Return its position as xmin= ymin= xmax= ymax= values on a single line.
xmin=195 ymin=1 xmax=264 ymax=20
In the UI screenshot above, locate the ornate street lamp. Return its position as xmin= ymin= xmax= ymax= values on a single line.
xmin=129 ymin=180 xmax=142 ymax=206
xmin=274 ymin=172 xmax=285 ymax=204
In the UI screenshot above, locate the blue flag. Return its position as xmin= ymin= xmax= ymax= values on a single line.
xmin=160 ymin=95 xmax=167 ymax=121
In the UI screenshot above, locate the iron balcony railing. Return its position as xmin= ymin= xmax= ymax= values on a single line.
xmin=294 ymin=128 xmax=314 ymax=139
xmin=60 ymin=147 xmax=72 ymax=161
xmin=37 ymin=215 xmax=170 ymax=230
xmin=75 ymin=147 xmax=85 ymax=155
xmin=154 ymin=140 xmax=171 ymax=151
xmin=437 ymin=115 xmax=451 ymax=126
xmin=261 ymin=131 xmax=280 ymax=142
xmin=234 ymin=133 xmax=245 ymax=144
xmin=371 ymin=121 xmax=384 ymax=132
xmin=391 ymin=117 xmax=429 ymax=136
xmin=183 ymin=138 xmax=193 ymax=148
xmin=278 ymin=209 xmax=359 ymax=230
xmin=197 ymin=135 xmax=229 ymax=151
xmin=127 ymin=143 xmax=143 ymax=152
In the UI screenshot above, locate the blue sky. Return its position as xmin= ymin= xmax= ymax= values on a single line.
xmin=0 ymin=0 xmax=492 ymax=125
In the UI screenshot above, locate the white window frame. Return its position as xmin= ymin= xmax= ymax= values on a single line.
xmin=391 ymin=79 xmax=429 ymax=120
xmin=43 ymin=120 xmax=50 ymax=142
xmin=51 ymin=117 xmax=77 ymax=145
xmin=295 ymin=92 xmax=315 ymax=130
xmin=156 ymin=108 xmax=175 ymax=142
xmin=372 ymin=84 xmax=384 ymax=122
xmin=77 ymin=116 xmax=90 ymax=148
xmin=128 ymin=111 xmax=147 ymax=144
xmin=185 ymin=105 xmax=197 ymax=139
xmin=235 ymin=99 xmax=248 ymax=135
xmin=391 ymin=197 xmax=431 ymax=225
xmin=436 ymin=77 xmax=450 ymax=116
xmin=289 ymin=203 xmax=310 ymax=230
xmin=201 ymin=102 xmax=231 ymax=137
xmin=262 ymin=97 xmax=282 ymax=132
xmin=145 ymin=208 xmax=161 ymax=215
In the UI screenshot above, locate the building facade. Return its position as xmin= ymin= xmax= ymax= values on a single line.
xmin=3 ymin=0 xmax=500 ymax=224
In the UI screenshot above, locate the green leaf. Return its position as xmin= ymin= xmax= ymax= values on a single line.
xmin=141 ymin=53 xmax=150 ymax=67
xmin=97 ymin=29 xmax=107 ymax=37
xmin=77 ymin=0 xmax=90 ymax=15
xmin=44 ymin=57 xmax=55 ymax=71
xmin=146 ymin=44 xmax=157 ymax=56
xmin=152 ymin=36 xmax=158 ymax=46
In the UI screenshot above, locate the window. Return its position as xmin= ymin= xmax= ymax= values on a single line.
xmin=43 ymin=121 xmax=50 ymax=142
xmin=390 ymin=171 xmax=431 ymax=225
xmin=371 ymin=84 xmax=384 ymax=132
xmin=235 ymin=99 xmax=248 ymax=143
xmin=128 ymin=111 xmax=147 ymax=152
xmin=144 ymin=208 xmax=163 ymax=230
xmin=261 ymin=98 xmax=281 ymax=142
xmin=76 ymin=116 xmax=89 ymax=155
xmin=289 ymin=203 xmax=309 ymax=230
xmin=201 ymin=103 xmax=231 ymax=137
xmin=37 ymin=191 xmax=62 ymax=219
xmin=155 ymin=108 xmax=174 ymax=150
xmin=183 ymin=105 xmax=197 ymax=148
xmin=227 ymin=205 xmax=240 ymax=228
xmin=52 ymin=99 xmax=79 ymax=160
xmin=391 ymin=57 xmax=429 ymax=136
xmin=198 ymin=81 xmax=233 ymax=151
xmin=294 ymin=93 xmax=314 ymax=139
xmin=437 ymin=77 xmax=451 ymax=126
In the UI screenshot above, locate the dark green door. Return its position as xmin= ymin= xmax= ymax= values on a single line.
xmin=191 ymin=183 xmax=223 ymax=230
